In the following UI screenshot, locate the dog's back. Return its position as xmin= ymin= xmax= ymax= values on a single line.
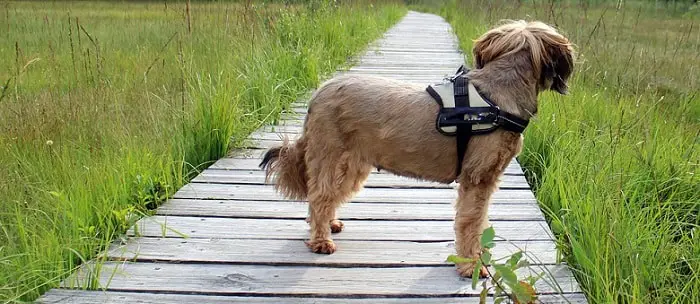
xmin=304 ymin=74 xmax=459 ymax=183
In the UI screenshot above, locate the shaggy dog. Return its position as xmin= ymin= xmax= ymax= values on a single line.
xmin=260 ymin=20 xmax=574 ymax=277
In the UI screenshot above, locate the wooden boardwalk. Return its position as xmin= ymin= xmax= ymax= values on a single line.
xmin=39 ymin=12 xmax=586 ymax=304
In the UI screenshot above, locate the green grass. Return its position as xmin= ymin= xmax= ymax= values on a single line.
xmin=0 ymin=1 xmax=405 ymax=302
xmin=415 ymin=0 xmax=699 ymax=302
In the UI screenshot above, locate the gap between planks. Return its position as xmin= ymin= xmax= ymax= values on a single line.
xmin=38 ymin=290 xmax=589 ymax=304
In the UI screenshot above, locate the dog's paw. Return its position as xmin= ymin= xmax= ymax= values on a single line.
xmin=305 ymin=239 xmax=337 ymax=254
xmin=456 ymin=262 xmax=489 ymax=279
xmin=330 ymin=219 xmax=344 ymax=233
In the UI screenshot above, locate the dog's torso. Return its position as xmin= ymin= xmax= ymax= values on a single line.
xmin=305 ymin=75 xmax=521 ymax=184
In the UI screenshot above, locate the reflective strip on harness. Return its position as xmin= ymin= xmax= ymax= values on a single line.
xmin=427 ymin=80 xmax=497 ymax=135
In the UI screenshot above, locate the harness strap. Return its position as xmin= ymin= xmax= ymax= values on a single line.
xmin=453 ymin=74 xmax=470 ymax=177
xmin=426 ymin=65 xmax=529 ymax=181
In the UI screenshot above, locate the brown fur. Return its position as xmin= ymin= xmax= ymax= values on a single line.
xmin=260 ymin=20 xmax=574 ymax=277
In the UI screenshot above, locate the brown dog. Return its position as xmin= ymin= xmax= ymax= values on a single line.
xmin=260 ymin=20 xmax=574 ymax=277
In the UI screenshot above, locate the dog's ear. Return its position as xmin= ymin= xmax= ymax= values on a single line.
xmin=544 ymin=44 xmax=574 ymax=95
xmin=473 ymin=20 xmax=575 ymax=94
xmin=531 ymin=23 xmax=575 ymax=95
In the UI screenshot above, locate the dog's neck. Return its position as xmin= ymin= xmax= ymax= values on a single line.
xmin=467 ymin=52 xmax=539 ymax=120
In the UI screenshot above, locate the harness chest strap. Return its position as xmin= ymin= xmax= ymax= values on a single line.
xmin=426 ymin=67 xmax=529 ymax=178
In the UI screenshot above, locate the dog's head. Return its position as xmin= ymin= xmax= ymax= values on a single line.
xmin=472 ymin=20 xmax=574 ymax=94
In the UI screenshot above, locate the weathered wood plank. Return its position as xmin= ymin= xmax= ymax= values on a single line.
xmin=38 ymin=290 xmax=589 ymax=304
xmin=348 ymin=62 xmax=466 ymax=68
xmin=358 ymin=48 xmax=462 ymax=54
xmin=130 ymin=216 xmax=553 ymax=241
xmin=61 ymin=262 xmax=580 ymax=295
xmin=209 ymin=157 xmax=526 ymax=175
xmin=191 ymin=169 xmax=531 ymax=189
xmin=156 ymin=199 xmax=545 ymax=220
xmin=173 ymin=183 xmax=537 ymax=203
xmin=107 ymin=238 xmax=558 ymax=266
xmin=347 ymin=65 xmax=462 ymax=71
xmin=257 ymin=124 xmax=304 ymax=133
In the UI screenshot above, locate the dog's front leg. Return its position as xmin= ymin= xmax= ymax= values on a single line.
xmin=453 ymin=182 xmax=495 ymax=278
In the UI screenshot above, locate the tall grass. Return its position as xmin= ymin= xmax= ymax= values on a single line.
xmin=417 ymin=0 xmax=699 ymax=302
xmin=0 ymin=1 xmax=405 ymax=302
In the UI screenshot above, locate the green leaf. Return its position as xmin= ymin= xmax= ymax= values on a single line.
xmin=492 ymin=271 xmax=501 ymax=283
xmin=494 ymin=297 xmax=505 ymax=304
xmin=507 ymin=251 xmax=523 ymax=267
xmin=527 ymin=272 xmax=545 ymax=285
xmin=446 ymin=254 xmax=474 ymax=264
xmin=508 ymin=280 xmax=527 ymax=299
xmin=481 ymin=251 xmax=492 ymax=264
xmin=479 ymin=284 xmax=488 ymax=304
xmin=516 ymin=259 xmax=530 ymax=270
xmin=514 ymin=281 xmax=537 ymax=303
xmin=494 ymin=265 xmax=518 ymax=285
xmin=480 ymin=226 xmax=496 ymax=248
xmin=471 ymin=259 xmax=483 ymax=289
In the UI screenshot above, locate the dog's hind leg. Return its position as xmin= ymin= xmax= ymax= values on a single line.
xmin=305 ymin=191 xmax=341 ymax=254
xmin=305 ymin=207 xmax=343 ymax=233
xmin=305 ymin=151 xmax=368 ymax=253
xmin=329 ymin=164 xmax=371 ymax=234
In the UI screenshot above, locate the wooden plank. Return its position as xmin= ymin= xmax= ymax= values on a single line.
xmin=107 ymin=238 xmax=558 ymax=266
xmin=209 ymin=157 xmax=526 ymax=176
xmin=354 ymin=61 xmax=462 ymax=66
xmin=156 ymin=199 xmax=545 ymax=221
xmin=347 ymin=66 xmax=462 ymax=71
xmin=249 ymin=131 xmax=301 ymax=141
xmin=60 ymin=262 xmax=580 ymax=295
xmin=361 ymin=47 xmax=462 ymax=53
xmin=39 ymin=290 xmax=589 ymax=304
xmin=191 ymin=169 xmax=531 ymax=189
xmin=361 ymin=53 xmax=463 ymax=60
xmin=173 ymin=183 xmax=536 ymax=203
xmin=258 ymin=124 xmax=303 ymax=133
xmin=360 ymin=56 xmax=463 ymax=63
xmin=130 ymin=216 xmax=553 ymax=241
xmin=256 ymin=119 xmax=303 ymax=126
xmin=344 ymin=69 xmax=458 ymax=75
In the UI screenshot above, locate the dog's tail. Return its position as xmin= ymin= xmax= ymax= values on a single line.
xmin=259 ymin=138 xmax=308 ymax=200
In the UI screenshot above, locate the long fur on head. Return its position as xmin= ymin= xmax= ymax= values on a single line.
xmin=259 ymin=138 xmax=308 ymax=200
xmin=472 ymin=20 xmax=574 ymax=94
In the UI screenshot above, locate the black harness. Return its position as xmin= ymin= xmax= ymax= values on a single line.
xmin=426 ymin=65 xmax=529 ymax=178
